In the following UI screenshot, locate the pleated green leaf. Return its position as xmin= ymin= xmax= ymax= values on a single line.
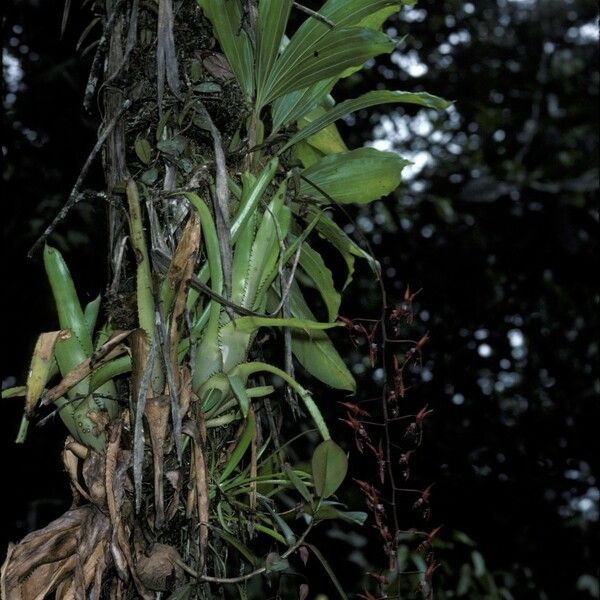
xmin=261 ymin=27 xmax=394 ymax=106
xmin=255 ymin=0 xmax=293 ymax=95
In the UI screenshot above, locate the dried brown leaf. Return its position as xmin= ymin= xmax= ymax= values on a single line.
xmin=42 ymin=330 xmax=131 ymax=404
xmin=201 ymin=52 xmax=234 ymax=80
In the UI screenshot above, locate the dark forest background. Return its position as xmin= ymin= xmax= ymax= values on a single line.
xmin=2 ymin=0 xmax=598 ymax=598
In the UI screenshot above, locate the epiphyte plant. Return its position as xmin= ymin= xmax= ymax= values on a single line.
xmin=1 ymin=0 xmax=448 ymax=597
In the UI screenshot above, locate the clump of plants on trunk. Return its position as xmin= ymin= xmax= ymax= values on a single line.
xmin=1 ymin=0 xmax=447 ymax=598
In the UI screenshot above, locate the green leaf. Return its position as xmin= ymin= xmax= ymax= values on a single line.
xmin=337 ymin=7 xmax=403 ymax=78
xmin=228 ymin=374 xmax=250 ymax=418
xmin=457 ymin=564 xmax=473 ymax=595
xmin=299 ymin=107 xmax=348 ymax=156
xmin=220 ymin=410 xmax=255 ymax=483
xmin=296 ymin=140 xmax=325 ymax=168
xmin=261 ymin=27 xmax=394 ymax=106
xmin=218 ymin=315 xmax=339 ymax=382
xmin=281 ymin=89 xmax=450 ymax=151
xmin=225 ymin=315 xmax=340 ymax=334
xmin=1 ymin=386 xmax=27 ymax=399
xmin=231 ymin=211 xmax=257 ymax=305
xmin=285 ymin=466 xmax=313 ymax=504
xmin=265 ymin=554 xmax=290 ymax=573
xmin=126 ymin=181 xmax=155 ymax=340
xmin=255 ymin=0 xmax=293 ymax=96
xmin=187 ymin=159 xmax=279 ymax=313
xmin=134 ymin=137 xmax=152 ymax=164
xmin=90 ymin=355 xmax=132 ymax=391
xmin=271 ymin=79 xmax=335 ymax=133
xmin=472 ymin=550 xmax=487 ymax=578
xmin=43 ymin=246 xmax=117 ymax=450
xmin=241 ymin=180 xmax=288 ymax=310
xmin=246 ymin=385 xmax=274 ymax=398
xmin=260 ymin=497 xmax=296 ymax=545
xmin=184 ymin=193 xmax=224 ymax=390
xmin=44 ymin=245 xmax=93 ymax=355
xmin=233 ymin=362 xmax=330 ymax=440
xmin=297 ymin=241 xmax=341 ymax=321
xmin=83 ymin=295 xmax=101 ymax=335
xmin=193 ymin=81 xmax=222 ymax=93
xmin=300 ymin=147 xmax=410 ymax=204
xmin=254 ymin=524 xmax=286 ymax=545
xmin=217 ymin=529 xmax=259 ymax=566
xmin=296 ymin=0 xmax=409 ymax=36
xmin=303 ymin=206 xmax=380 ymax=285
xmin=197 ymin=0 xmax=255 ymax=99
xmin=156 ymin=135 xmax=187 ymax=157
xmin=305 ymin=543 xmax=348 ymax=600
xmin=270 ymin=0 xmax=409 ymax=106
xmin=231 ymin=159 xmax=280 ymax=241
xmin=141 ymin=168 xmax=158 ymax=185
xmin=359 ymin=5 xmax=402 ymax=30
xmin=311 ymin=439 xmax=348 ymax=498
xmin=288 ymin=283 xmax=356 ymax=391
xmin=190 ymin=58 xmax=203 ymax=82
xmin=310 ymin=504 xmax=367 ymax=526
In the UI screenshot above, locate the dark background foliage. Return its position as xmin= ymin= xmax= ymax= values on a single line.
xmin=2 ymin=0 xmax=598 ymax=597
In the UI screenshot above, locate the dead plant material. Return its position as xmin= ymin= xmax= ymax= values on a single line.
xmin=63 ymin=437 xmax=93 ymax=507
xmin=167 ymin=212 xmax=201 ymax=383
xmin=0 ymin=506 xmax=109 ymax=600
xmin=136 ymin=543 xmax=186 ymax=591
xmin=42 ymin=330 xmax=132 ymax=405
xmin=183 ymin=418 xmax=209 ymax=574
xmin=144 ymin=394 xmax=171 ymax=529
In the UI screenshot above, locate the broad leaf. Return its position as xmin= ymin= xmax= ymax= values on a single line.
xmin=312 ymin=439 xmax=348 ymax=498
xmin=281 ymin=90 xmax=450 ymax=151
xmin=296 ymin=141 xmax=324 ymax=168
xmin=300 ymin=147 xmax=410 ymax=204
xmin=288 ymin=283 xmax=356 ymax=392
xmin=297 ymin=241 xmax=341 ymax=321
xmin=261 ymin=27 xmax=395 ymax=106
xmin=309 ymin=503 xmax=368 ymax=526
xmin=277 ymin=0 xmax=410 ymax=93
